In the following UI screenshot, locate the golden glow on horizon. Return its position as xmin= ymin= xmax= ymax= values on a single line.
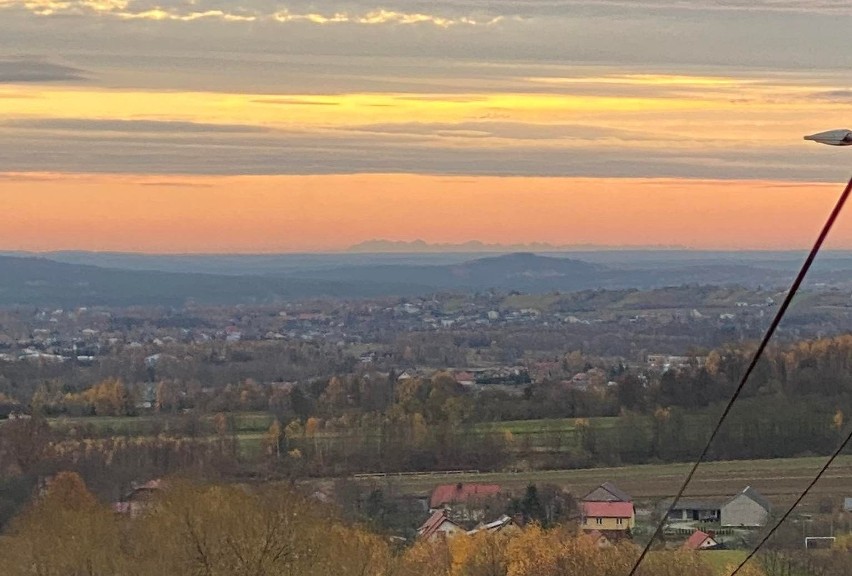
xmin=2 ymin=71 xmax=850 ymax=254
xmin=1 ymin=173 xmax=848 ymax=253
xmin=2 ymin=73 xmax=846 ymax=152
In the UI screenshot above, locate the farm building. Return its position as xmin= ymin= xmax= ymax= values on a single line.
xmin=662 ymin=498 xmax=723 ymax=523
xmin=721 ymin=486 xmax=772 ymax=528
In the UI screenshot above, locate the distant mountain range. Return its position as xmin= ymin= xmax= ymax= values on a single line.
xmin=0 ymin=250 xmax=851 ymax=307
xmin=347 ymin=239 xmax=687 ymax=253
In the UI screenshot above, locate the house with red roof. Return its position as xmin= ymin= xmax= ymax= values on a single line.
xmin=581 ymin=501 xmax=635 ymax=532
xmin=581 ymin=482 xmax=634 ymax=533
xmin=429 ymin=482 xmax=502 ymax=522
xmin=682 ymin=529 xmax=719 ymax=551
xmin=417 ymin=509 xmax=465 ymax=541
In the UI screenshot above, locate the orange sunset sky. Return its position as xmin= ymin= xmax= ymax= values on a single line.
xmin=1 ymin=1 xmax=851 ymax=252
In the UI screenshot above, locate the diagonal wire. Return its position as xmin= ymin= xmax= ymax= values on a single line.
xmin=626 ymin=175 xmax=852 ymax=576
xmin=728 ymin=425 xmax=852 ymax=576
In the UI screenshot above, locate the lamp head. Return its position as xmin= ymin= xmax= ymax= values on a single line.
xmin=804 ymin=129 xmax=852 ymax=146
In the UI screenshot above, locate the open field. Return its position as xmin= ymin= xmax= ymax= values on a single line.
xmin=46 ymin=413 xmax=614 ymax=435
xmin=473 ymin=417 xmax=619 ymax=434
xmin=700 ymin=550 xmax=748 ymax=575
xmin=348 ymin=455 xmax=852 ymax=511
xmin=46 ymin=412 xmax=276 ymax=435
xmin=43 ymin=412 xmax=619 ymax=455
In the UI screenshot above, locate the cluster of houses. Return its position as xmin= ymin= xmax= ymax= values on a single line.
xmin=416 ymin=483 xmax=519 ymax=541
xmin=416 ymin=480 xmax=774 ymax=552
xmin=110 ymin=475 xmax=774 ymax=553
xmin=417 ymin=480 xmax=640 ymax=544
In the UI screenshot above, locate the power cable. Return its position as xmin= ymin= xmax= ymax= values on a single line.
xmin=728 ymin=425 xmax=852 ymax=576
xmin=626 ymin=175 xmax=852 ymax=576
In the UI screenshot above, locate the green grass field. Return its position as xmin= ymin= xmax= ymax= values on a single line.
xmin=472 ymin=417 xmax=619 ymax=434
xmin=45 ymin=412 xmax=620 ymax=458
xmin=700 ymin=550 xmax=748 ymax=575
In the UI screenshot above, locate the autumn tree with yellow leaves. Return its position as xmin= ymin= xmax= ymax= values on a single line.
xmin=0 ymin=474 xmax=777 ymax=576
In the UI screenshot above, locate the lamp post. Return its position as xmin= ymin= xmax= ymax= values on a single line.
xmin=804 ymin=129 xmax=852 ymax=146
xmin=628 ymin=134 xmax=852 ymax=576
xmin=802 ymin=129 xmax=852 ymax=249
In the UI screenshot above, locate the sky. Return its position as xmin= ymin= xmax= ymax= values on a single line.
xmin=1 ymin=0 xmax=851 ymax=252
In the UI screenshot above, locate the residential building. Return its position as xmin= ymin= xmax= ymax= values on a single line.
xmin=581 ymin=501 xmax=635 ymax=532
xmin=581 ymin=482 xmax=634 ymax=533
xmin=682 ymin=530 xmax=719 ymax=551
xmin=112 ymin=479 xmax=165 ymax=518
xmin=721 ymin=486 xmax=772 ymax=528
xmin=417 ymin=509 xmax=465 ymax=541
xmin=430 ymin=483 xmax=502 ymax=521
xmin=467 ymin=515 xmax=521 ymax=536
xmin=583 ymin=481 xmax=632 ymax=503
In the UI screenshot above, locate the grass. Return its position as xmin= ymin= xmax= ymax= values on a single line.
xmin=472 ymin=417 xmax=619 ymax=434
xmin=48 ymin=411 xmax=276 ymax=435
xmin=701 ymin=550 xmax=748 ymax=575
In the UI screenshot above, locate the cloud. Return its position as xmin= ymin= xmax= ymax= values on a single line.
xmin=251 ymin=98 xmax=341 ymax=106
xmin=0 ymin=1 xmax=503 ymax=27
xmin=809 ymin=89 xmax=852 ymax=103
xmin=3 ymin=118 xmax=269 ymax=134
xmin=0 ymin=121 xmax=846 ymax=182
xmin=138 ymin=180 xmax=215 ymax=187
xmin=348 ymin=121 xmax=672 ymax=142
xmin=3 ymin=0 xmax=851 ymax=25
xmin=0 ymin=58 xmax=87 ymax=83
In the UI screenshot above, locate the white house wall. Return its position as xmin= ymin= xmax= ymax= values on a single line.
xmin=721 ymin=494 xmax=768 ymax=527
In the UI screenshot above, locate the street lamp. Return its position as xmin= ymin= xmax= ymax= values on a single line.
xmin=804 ymin=129 xmax=852 ymax=146
xmin=630 ymin=135 xmax=852 ymax=576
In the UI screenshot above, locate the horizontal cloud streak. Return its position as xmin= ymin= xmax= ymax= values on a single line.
xmin=0 ymin=58 xmax=87 ymax=83
xmin=0 ymin=1 xmax=503 ymax=26
xmin=2 ymin=120 xmax=848 ymax=182
xmin=4 ymin=0 xmax=852 ymax=22
xmin=3 ymin=118 xmax=270 ymax=133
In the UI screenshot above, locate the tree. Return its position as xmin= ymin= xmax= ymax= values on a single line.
xmin=263 ymin=418 xmax=283 ymax=459
xmin=1 ymin=472 xmax=125 ymax=576
xmin=511 ymin=485 xmax=545 ymax=526
xmin=0 ymin=416 xmax=53 ymax=475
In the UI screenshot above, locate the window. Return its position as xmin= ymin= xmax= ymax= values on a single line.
xmin=596 ymin=518 xmax=603 ymax=525
xmin=617 ymin=518 xmax=624 ymax=525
